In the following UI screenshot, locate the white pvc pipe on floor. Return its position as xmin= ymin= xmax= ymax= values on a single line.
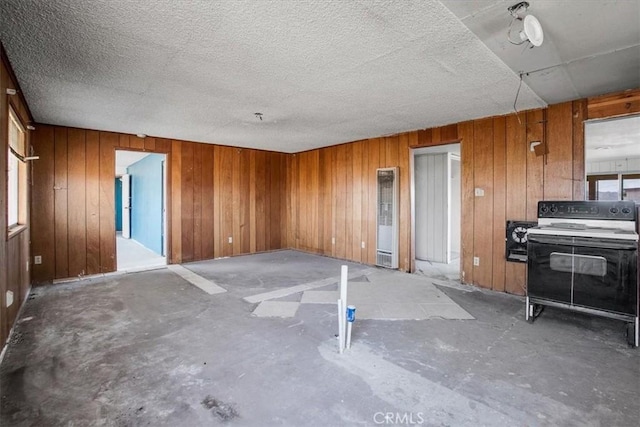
xmin=337 ymin=299 xmax=344 ymax=353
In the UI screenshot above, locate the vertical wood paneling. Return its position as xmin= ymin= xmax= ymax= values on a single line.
xmin=255 ymin=150 xmax=266 ymax=252
xmin=67 ymin=128 xmax=87 ymax=277
xmin=459 ymin=122 xmax=475 ymax=285
xmin=54 ymin=127 xmax=69 ymax=278
xmin=85 ymin=131 xmax=101 ymax=274
xmin=352 ymin=142 xmax=362 ymax=263
xmin=221 ymin=147 xmax=234 ymax=256
xmin=192 ymin=143 xmax=203 ymax=260
xmin=492 ymin=117 xmax=506 ymax=292
xmin=212 ymin=145 xmax=222 ymax=258
xmin=170 ymin=140 xmax=182 ymax=263
xmin=98 ymin=133 xmax=117 ymax=272
xmin=572 ymin=100 xmax=587 ymax=200
xmin=367 ymin=139 xmax=380 ymax=264
xmin=269 ymin=153 xmax=283 ymax=250
xmin=31 ymin=126 xmax=55 ymax=282
xmin=398 ymin=133 xmax=411 ymax=271
xmin=240 ymin=149 xmax=251 ymax=254
xmin=181 ymin=142 xmax=195 ymax=262
xmin=544 ymin=102 xmax=574 ymax=200
xmin=504 ymin=114 xmax=527 ymax=295
xmin=344 ymin=144 xmax=353 ymax=260
xmin=473 ymin=119 xmax=494 ymax=289
xmin=201 ymin=145 xmax=215 ymax=259
xmin=526 ymin=109 xmax=545 ymax=220
xmin=360 ymin=139 xmax=371 ymax=262
xmin=335 ymin=145 xmax=347 ymax=259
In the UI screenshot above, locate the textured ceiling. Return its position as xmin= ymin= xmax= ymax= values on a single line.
xmin=441 ymin=0 xmax=640 ymax=105
xmin=2 ymin=1 xmax=548 ymax=152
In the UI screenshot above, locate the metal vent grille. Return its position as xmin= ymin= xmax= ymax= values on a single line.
xmin=377 ymin=171 xmax=395 ymax=227
xmin=377 ymin=251 xmax=392 ymax=268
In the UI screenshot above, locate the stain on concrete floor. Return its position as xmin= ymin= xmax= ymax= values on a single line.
xmin=0 ymin=250 xmax=638 ymax=426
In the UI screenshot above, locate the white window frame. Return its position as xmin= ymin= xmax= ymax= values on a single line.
xmin=7 ymin=106 xmax=26 ymax=233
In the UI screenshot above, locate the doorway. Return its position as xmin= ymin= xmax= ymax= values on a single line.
xmin=411 ymin=143 xmax=461 ymax=281
xmin=115 ymin=150 xmax=167 ymax=271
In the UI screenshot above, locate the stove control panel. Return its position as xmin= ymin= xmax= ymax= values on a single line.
xmin=538 ymin=201 xmax=637 ymax=220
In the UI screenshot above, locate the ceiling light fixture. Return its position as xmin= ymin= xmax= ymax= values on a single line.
xmin=136 ymin=133 xmax=146 ymax=138
xmin=507 ymin=1 xmax=544 ymax=47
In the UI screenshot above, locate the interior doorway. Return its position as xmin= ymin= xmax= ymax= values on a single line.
xmin=411 ymin=143 xmax=461 ymax=281
xmin=115 ymin=150 xmax=167 ymax=271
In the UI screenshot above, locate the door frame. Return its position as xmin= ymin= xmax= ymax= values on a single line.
xmin=114 ymin=148 xmax=171 ymax=269
xmin=410 ymin=143 xmax=462 ymax=274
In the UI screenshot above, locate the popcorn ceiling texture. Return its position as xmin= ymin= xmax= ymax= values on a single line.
xmin=0 ymin=0 xmax=544 ymax=152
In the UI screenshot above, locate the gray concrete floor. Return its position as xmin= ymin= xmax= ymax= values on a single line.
xmin=1 ymin=250 xmax=638 ymax=426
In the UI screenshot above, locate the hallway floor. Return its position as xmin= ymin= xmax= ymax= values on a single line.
xmin=1 ymin=251 xmax=638 ymax=426
xmin=116 ymin=233 xmax=166 ymax=272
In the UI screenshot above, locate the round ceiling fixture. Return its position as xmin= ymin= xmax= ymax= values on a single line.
xmin=520 ymin=14 xmax=544 ymax=47
xmin=507 ymin=1 xmax=544 ymax=48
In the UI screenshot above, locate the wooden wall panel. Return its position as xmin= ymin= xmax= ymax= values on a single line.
xmin=54 ymin=127 xmax=69 ymax=278
xmin=472 ymin=119 xmax=494 ymax=289
xmin=572 ymin=99 xmax=587 ymax=201
xmin=29 ymin=126 xmax=286 ymax=283
xmin=255 ymin=150 xmax=266 ymax=252
xmin=366 ymin=139 xmax=379 ymax=264
xmin=504 ymin=115 xmax=527 ymax=295
xmin=192 ymin=143 xmax=203 ymax=261
xmin=86 ymin=131 xmax=101 ymax=274
xmin=351 ymin=142 xmax=362 ymax=263
xmin=526 ymin=109 xmax=545 ymax=220
xmin=587 ymin=89 xmax=640 ymax=120
xmin=544 ymin=102 xmax=574 ymax=200
xmin=31 ymin=127 xmax=56 ymax=282
xmin=170 ymin=140 xmax=182 ymax=263
xmin=201 ymin=145 xmax=215 ymax=259
xmin=459 ymin=121 xmax=475 ymax=284
xmin=491 ymin=117 xmax=506 ymax=293
xmin=98 ymin=133 xmax=117 ymax=272
xmin=67 ymin=129 xmax=87 ymax=277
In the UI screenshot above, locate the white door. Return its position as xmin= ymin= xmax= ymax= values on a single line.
xmin=122 ymin=174 xmax=131 ymax=239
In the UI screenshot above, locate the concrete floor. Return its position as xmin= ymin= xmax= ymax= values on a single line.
xmin=1 ymin=250 xmax=638 ymax=426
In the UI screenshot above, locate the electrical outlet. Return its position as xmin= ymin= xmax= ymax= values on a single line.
xmin=361 ymin=241 xmax=365 ymax=249
xmin=332 ymin=237 xmax=335 ymax=245
xmin=6 ymin=291 xmax=14 ymax=307
xmin=26 ymin=261 xmax=29 ymax=271
xmin=228 ymin=236 xmax=233 ymax=244
xmin=34 ymin=255 xmax=42 ymax=265
xmin=473 ymin=257 xmax=480 ymax=266
xmin=474 ymin=188 xmax=485 ymax=197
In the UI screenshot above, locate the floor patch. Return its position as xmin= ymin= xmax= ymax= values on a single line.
xmin=300 ymin=291 xmax=339 ymax=304
xmin=167 ymin=265 xmax=227 ymax=295
xmin=252 ymin=301 xmax=300 ymax=318
xmin=243 ymin=269 xmax=374 ymax=304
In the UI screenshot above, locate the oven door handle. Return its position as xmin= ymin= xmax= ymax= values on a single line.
xmin=528 ymin=234 xmax=638 ymax=250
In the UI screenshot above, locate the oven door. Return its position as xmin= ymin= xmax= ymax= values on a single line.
xmin=527 ymin=234 xmax=638 ymax=315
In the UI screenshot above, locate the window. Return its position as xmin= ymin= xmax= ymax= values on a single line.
xmin=585 ymin=115 xmax=640 ymax=201
xmin=7 ymin=107 xmax=26 ymax=231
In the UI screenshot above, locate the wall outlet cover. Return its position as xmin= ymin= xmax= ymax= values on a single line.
xmin=6 ymin=291 xmax=14 ymax=307
xmin=473 ymin=257 xmax=480 ymax=266
xmin=34 ymin=255 xmax=42 ymax=265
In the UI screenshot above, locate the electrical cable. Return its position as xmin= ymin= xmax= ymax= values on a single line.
xmin=513 ymin=72 xmax=524 ymax=125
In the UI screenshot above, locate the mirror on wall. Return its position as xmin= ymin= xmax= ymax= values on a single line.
xmin=584 ymin=115 xmax=640 ymax=202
